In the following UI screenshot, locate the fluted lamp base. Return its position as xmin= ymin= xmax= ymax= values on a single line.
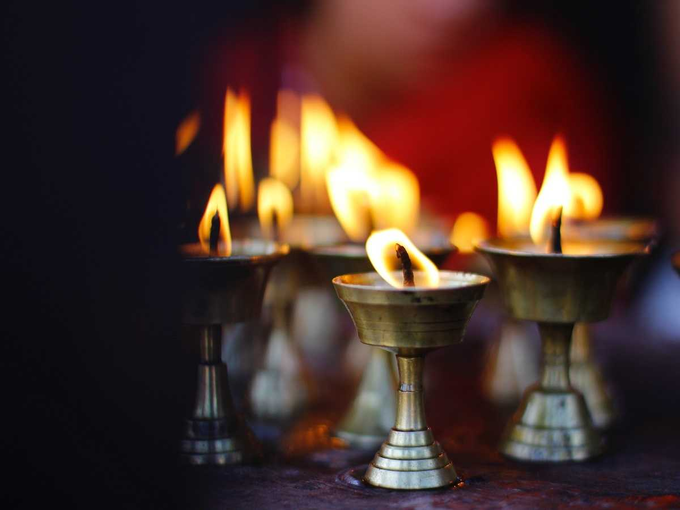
xmin=365 ymin=428 xmax=457 ymax=490
xmin=500 ymin=323 xmax=603 ymax=462
xmin=180 ymin=325 xmax=258 ymax=465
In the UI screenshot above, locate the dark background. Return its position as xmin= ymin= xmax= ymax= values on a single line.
xmin=2 ymin=1 xmax=671 ymax=508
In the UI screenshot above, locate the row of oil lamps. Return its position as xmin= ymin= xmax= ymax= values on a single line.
xmin=179 ymin=205 xmax=676 ymax=491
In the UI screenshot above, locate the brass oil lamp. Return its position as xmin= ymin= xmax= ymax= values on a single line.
xmin=333 ymin=229 xmax=489 ymax=489
xmin=310 ymin=241 xmax=455 ymax=451
xmin=180 ymin=185 xmax=289 ymax=464
xmin=476 ymin=231 xmax=647 ymax=461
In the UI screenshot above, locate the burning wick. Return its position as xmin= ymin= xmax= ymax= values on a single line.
xmin=550 ymin=206 xmax=563 ymax=254
xmin=395 ymin=243 xmax=415 ymax=287
xmin=209 ymin=210 xmax=221 ymax=255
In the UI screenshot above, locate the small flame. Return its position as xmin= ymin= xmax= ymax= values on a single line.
xmin=270 ymin=90 xmax=300 ymax=189
xmin=175 ymin=110 xmax=201 ymax=156
xmin=223 ymin=88 xmax=255 ymax=212
xmin=492 ymin=137 xmax=537 ymax=237
xmin=567 ymin=172 xmax=603 ymax=220
xmin=258 ymin=177 xmax=294 ymax=240
xmin=366 ymin=229 xmax=439 ymax=288
xmin=450 ymin=212 xmax=489 ymax=253
xmin=198 ymin=184 xmax=232 ymax=255
xmin=529 ymin=136 xmax=572 ymax=245
xmin=300 ymin=95 xmax=337 ymax=211
xmin=327 ymin=119 xmax=420 ymax=242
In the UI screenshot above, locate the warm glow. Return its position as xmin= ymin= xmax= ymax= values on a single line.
xmin=327 ymin=118 xmax=420 ymax=241
xmin=326 ymin=165 xmax=374 ymax=242
xmin=175 ymin=111 xmax=201 ymax=156
xmin=451 ymin=212 xmax=490 ymax=253
xmin=258 ymin=177 xmax=294 ymax=240
xmin=223 ymin=88 xmax=255 ymax=212
xmin=492 ymin=137 xmax=537 ymax=237
xmin=567 ymin=172 xmax=603 ymax=220
xmin=530 ymin=136 xmax=572 ymax=245
xmin=198 ymin=184 xmax=232 ymax=256
xmin=300 ymin=95 xmax=337 ymax=210
xmin=370 ymin=162 xmax=420 ymax=233
xmin=366 ymin=229 xmax=440 ymax=288
xmin=270 ymin=90 xmax=300 ymax=189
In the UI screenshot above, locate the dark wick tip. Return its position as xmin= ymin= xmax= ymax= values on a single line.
xmin=395 ymin=243 xmax=415 ymax=287
xmin=550 ymin=206 xmax=563 ymax=255
xmin=209 ymin=210 xmax=221 ymax=254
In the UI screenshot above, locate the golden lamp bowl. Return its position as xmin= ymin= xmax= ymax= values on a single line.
xmin=476 ymin=238 xmax=647 ymax=324
xmin=308 ymin=243 xmax=456 ymax=451
xmin=475 ymin=238 xmax=648 ymax=463
xmin=179 ymin=239 xmax=289 ymax=465
xmin=333 ymin=271 xmax=489 ymax=490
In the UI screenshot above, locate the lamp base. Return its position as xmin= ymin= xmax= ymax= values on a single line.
xmin=180 ymin=417 xmax=256 ymax=465
xmin=364 ymin=428 xmax=457 ymax=490
xmin=500 ymin=385 xmax=603 ymax=462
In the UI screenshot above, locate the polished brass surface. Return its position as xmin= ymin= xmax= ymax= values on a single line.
xmin=181 ymin=325 xmax=256 ymax=464
xmin=476 ymin=238 xmax=647 ymax=462
xmin=310 ymin=244 xmax=456 ymax=450
xmin=569 ymin=323 xmax=616 ymax=429
xmin=334 ymin=271 xmax=489 ymax=489
xmin=180 ymin=240 xmax=288 ymax=465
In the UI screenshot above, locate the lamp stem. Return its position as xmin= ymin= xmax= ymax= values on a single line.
xmin=193 ymin=324 xmax=232 ymax=420
xmin=538 ymin=322 xmax=574 ymax=391
xmin=395 ymin=354 xmax=427 ymax=431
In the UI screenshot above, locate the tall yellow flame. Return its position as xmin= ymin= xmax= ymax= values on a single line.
xmin=492 ymin=137 xmax=537 ymax=237
xmin=451 ymin=212 xmax=489 ymax=253
xmin=198 ymin=184 xmax=232 ymax=256
xmin=366 ymin=229 xmax=440 ymax=288
xmin=223 ymin=88 xmax=255 ymax=212
xmin=300 ymin=95 xmax=337 ymax=210
xmin=529 ymin=136 xmax=572 ymax=245
xmin=327 ymin=119 xmax=420 ymax=242
xmin=258 ymin=177 xmax=294 ymax=240
xmin=270 ymin=90 xmax=300 ymax=189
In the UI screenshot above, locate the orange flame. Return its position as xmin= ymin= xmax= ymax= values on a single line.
xmin=270 ymin=90 xmax=300 ymax=189
xmin=198 ymin=184 xmax=232 ymax=255
xmin=327 ymin=119 xmax=419 ymax=241
xmin=300 ymin=95 xmax=337 ymax=211
xmin=223 ymin=88 xmax=255 ymax=212
xmin=530 ymin=136 xmax=572 ymax=245
xmin=567 ymin=172 xmax=603 ymax=220
xmin=175 ymin=111 xmax=201 ymax=156
xmin=492 ymin=137 xmax=537 ymax=237
xmin=366 ymin=229 xmax=439 ymax=288
xmin=450 ymin=212 xmax=490 ymax=253
xmin=258 ymin=177 xmax=294 ymax=240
